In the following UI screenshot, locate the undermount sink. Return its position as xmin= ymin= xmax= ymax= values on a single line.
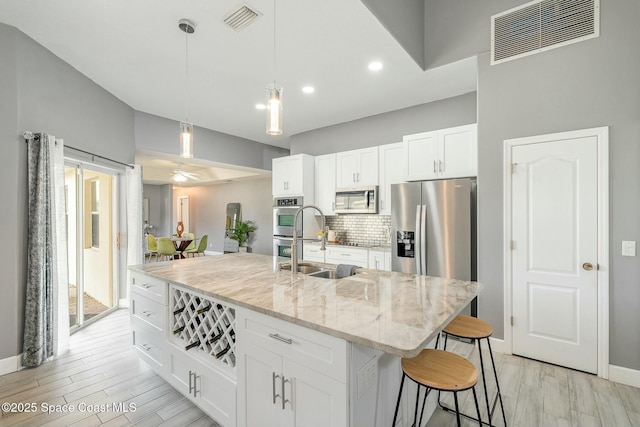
xmin=279 ymin=262 xmax=324 ymax=274
xmin=307 ymin=269 xmax=338 ymax=279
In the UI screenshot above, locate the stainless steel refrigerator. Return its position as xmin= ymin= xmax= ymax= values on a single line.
xmin=391 ymin=178 xmax=477 ymax=314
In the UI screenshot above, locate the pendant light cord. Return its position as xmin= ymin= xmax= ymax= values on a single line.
xmin=185 ymin=27 xmax=189 ymax=122
xmin=273 ymin=0 xmax=277 ymax=85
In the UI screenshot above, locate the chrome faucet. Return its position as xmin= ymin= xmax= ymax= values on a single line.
xmin=291 ymin=205 xmax=326 ymax=273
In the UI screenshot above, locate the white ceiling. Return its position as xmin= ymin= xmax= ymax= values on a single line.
xmin=0 ymin=0 xmax=477 ymax=184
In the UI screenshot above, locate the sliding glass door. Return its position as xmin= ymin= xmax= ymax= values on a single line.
xmin=65 ymin=163 xmax=119 ymax=331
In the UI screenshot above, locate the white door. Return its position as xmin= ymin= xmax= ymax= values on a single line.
xmin=511 ymin=135 xmax=599 ymax=373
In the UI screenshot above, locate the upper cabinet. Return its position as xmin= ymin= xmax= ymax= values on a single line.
xmin=404 ymin=124 xmax=477 ymax=181
xmin=315 ymin=153 xmax=336 ymax=215
xmin=336 ymin=147 xmax=379 ymax=188
xmin=272 ymin=154 xmax=315 ymax=201
xmin=378 ymin=142 xmax=405 ymax=215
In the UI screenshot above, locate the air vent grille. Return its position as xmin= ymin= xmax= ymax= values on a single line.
xmin=223 ymin=4 xmax=262 ymax=31
xmin=491 ymin=0 xmax=599 ymax=65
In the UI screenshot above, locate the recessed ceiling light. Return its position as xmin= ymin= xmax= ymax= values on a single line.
xmin=255 ymin=103 xmax=266 ymax=110
xmin=368 ymin=61 xmax=383 ymax=72
xmin=302 ymin=86 xmax=315 ymax=94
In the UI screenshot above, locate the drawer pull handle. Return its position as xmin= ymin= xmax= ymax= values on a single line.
xmin=141 ymin=284 xmax=152 ymax=289
xmin=273 ymin=372 xmax=281 ymax=404
xmin=141 ymin=344 xmax=152 ymax=351
xmin=142 ymin=310 xmax=152 ymax=317
xmin=269 ymin=333 xmax=293 ymax=344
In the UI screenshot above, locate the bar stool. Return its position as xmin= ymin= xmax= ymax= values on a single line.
xmin=392 ymin=349 xmax=482 ymax=427
xmin=438 ymin=315 xmax=507 ymax=427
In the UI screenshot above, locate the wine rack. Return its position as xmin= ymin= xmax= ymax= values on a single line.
xmin=170 ymin=285 xmax=236 ymax=369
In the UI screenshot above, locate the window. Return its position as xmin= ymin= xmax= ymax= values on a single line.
xmin=90 ymin=179 xmax=99 ymax=248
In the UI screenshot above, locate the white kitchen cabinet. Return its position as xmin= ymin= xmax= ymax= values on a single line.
xmin=272 ymin=154 xmax=315 ymax=200
xmin=325 ymin=246 xmax=368 ymax=268
xmin=314 ymin=153 xmax=336 ymax=215
xmin=336 ymin=147 xmax=379 ymax=188
xmin=404 ymin=123 xmax=477 ymax=181
xmin=236 ymin=308 xmax=348 ymax=427
xmin=167 ymin=344 xmax=237 ymax=427
xmin=378 ymin=142 xmax=405 ymax=215
xmin=368 ymin=249 xmax=391 ymax=271
xmin=303 ymin=243 xmax=326 ymax=263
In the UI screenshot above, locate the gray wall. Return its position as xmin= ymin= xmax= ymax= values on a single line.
xmin=289 ymin=92 xmax=477 ymax=155
xmin=0 ymin=23 xmax=135 ymax=360
xmin=477 ymin=0 xmax=640 ymax=370
xmin=173 ymin=178 xmax=274 ymax=256
xmin=143 ymin=184 xmax=173 ymax=238
xmin=360 ymin=0 xmax=425 ymax=69
xmin=135 ymin=111 xmax=288 ymax=171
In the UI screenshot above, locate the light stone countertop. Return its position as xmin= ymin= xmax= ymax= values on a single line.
xmin=129 ymin=253 xmax=482 ymax=358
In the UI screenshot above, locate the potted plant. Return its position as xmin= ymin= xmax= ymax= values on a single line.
xmin=230 ymin=219 xmax=257 ymax=252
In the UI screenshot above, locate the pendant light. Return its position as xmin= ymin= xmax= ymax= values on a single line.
xmin=266 ymin=0 xmax=283 ymax=136
xmin=179 ymin=19 xmax=195 ymax=158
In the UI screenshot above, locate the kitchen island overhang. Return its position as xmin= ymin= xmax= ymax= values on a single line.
xmin=129 ymin=252 xmax=482 ymax=359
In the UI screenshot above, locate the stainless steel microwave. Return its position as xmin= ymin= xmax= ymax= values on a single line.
xmin=335 ymin=186 xmax=378 ymax=214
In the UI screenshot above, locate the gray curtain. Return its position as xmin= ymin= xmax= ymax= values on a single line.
xmin=23 ymin=133 xmax=55 ymax=367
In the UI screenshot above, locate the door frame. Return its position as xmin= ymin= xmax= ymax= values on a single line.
xmin=502 ymin=126 xmax=609 ymax=378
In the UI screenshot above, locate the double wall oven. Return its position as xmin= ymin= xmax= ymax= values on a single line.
xmin=273 ymin=196 xmax=303 ymax=259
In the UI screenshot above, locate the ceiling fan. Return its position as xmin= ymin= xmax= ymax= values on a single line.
xmin=171 ymin=163 xmax=201 ymax=183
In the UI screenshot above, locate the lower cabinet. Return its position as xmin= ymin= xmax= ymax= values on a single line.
xmin=236 ymin=308 xmax=349 ymax=427
xmin=303 ymin=244 xmax=326 ymax=262
xmin=166 ymin=344 xmax=237 ymax=427
xmin=325 ymin=246 xmax=368 ymax=268
xmin=368 ymin=250 xmax=391 ymax=271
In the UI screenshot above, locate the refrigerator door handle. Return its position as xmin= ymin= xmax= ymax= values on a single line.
xmin=415 ymin=204 xmax=422 ymax=275
xmin=420 ymin=204 xmax=427 ymax=274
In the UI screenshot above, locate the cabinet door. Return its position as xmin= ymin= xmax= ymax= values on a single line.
xmin=304 ymin=244 xmax=326 ymax=263
xmin=284 ymin=359 xmax=348 ymax=427
xmin=378 ymin=143 xmax=404 ymax=215
xmin=384 ymin=251 xmax=392 ymax=272
xmin=286 ymin=155 xmax=304 ymax=195
xmin=336 ymin=150 xmax=359 ymax=188
xmin=404 ymin=131 xmax=438 ymax=181
xmin=238 ymin=341 xmax=286 ymax=427
xmin=272 ymin=157 xmax=290 ymax=196
xmin=439 ymin=124 xmax=477 ymax=179
xmin=315 ymin=154 xmax=336 ymax=215
xmin=356 ymin=147 xmax=379 ymax=186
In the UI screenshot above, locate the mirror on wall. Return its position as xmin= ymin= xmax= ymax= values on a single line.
xmin=225 ymin=202 xmax=241 ymax=234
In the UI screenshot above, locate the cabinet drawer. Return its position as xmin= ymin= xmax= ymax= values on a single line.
xmin=237 ymin=308 xmax=348 ymax=383
xmin=131 ymin=271 xmax=167 ymax=305
xmin=325 ymin=247 xmax=368 ymax=266
xmin=131 ymin=291 xmax=166 ymax=332
xmin=132 ymin=320 xmax=166 ymax=373
xmin=303 ymin=245 xmax=326 ymax=263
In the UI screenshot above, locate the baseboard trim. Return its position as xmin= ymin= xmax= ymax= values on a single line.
xmin=609 ymin=364 xmax=640 ymax=388
xmin=204 ymin=251 xmax=224 ymax=256
xmin=489 ymin=337 xmax=505 ymax=354
xmin=0 ymin=354 xmax=23 ymax=376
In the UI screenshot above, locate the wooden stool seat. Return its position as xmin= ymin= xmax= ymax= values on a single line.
xmin=443 ymin=315 xmax=493 ymax=340
xmin=402 ymin=349 xmax=478 ymax=391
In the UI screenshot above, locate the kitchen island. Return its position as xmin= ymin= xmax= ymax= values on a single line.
xmin=128 ymin=253 xmax=482 ymax=427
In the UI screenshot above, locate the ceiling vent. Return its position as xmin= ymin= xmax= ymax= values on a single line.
xmin=491 ymin=0 xmax=599 ymax=65
xmin=223 ymin=3 xmax=262 ymax=31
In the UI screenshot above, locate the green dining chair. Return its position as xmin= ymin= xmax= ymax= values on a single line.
xmin=147 ymin=234 xmax=158 ymax=262
xmin=186 ymin=234 xmax=208 ymax=257
xmin=184 ymin=232 xmax=196 ymax=254
xmin=156 ymin=237 xmax=178 ymax=261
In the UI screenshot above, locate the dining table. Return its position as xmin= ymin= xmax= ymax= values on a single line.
xmin=170 ymin=236 xmax=196 ymax=259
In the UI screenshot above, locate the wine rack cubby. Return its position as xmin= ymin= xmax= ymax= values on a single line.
xmin=170 ymin=285 xmax=236 ymax=369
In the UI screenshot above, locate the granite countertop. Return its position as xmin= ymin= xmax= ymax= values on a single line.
xmin=129 ymin=253 xmax=482 ymax=358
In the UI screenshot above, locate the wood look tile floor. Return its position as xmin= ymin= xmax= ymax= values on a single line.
xmin=1 ymin=309 xmax=638 ymax=427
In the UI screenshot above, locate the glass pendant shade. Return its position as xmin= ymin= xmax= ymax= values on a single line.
xmin=180 ymin=121 xmax=193 ymax=158
xmin=266 ymin=85 xmax=283 ymax=136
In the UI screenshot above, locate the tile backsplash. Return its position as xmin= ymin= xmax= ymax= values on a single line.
xmin=325 ymin=215 xmax=391 ymax=247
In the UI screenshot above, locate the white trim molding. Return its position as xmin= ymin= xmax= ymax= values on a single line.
xmin=503 ymin=126 xmax=609 ymax=378
xmin=488 ymin=337 xmax=505 ymax=354
xmin=0 ymin=354 xmax=23 ymax=376
xmin=609 ymin=365 xmax=640 ymax=388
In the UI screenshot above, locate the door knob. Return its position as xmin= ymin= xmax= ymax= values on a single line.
xmin=582 ymin=262 xmax=594 ymax=271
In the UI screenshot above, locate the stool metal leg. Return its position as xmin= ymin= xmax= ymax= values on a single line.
xmin=453 ymin=392 xmax=462 ymax=427
xmin=477 ymin=339 xmax=493 ymax=427
xmin=413 ymin=383 xmax=421 ymax=426
xmin=392 ymin=373 xmax=406 ymax=427
xmin=487 ymin=338 xmax=507 ymax=427
xmin=471 ymin=387 xmax=483 ymax=427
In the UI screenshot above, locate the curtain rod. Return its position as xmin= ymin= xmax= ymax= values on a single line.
xmin=23 ymin=131 xmax=134 ymax=169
